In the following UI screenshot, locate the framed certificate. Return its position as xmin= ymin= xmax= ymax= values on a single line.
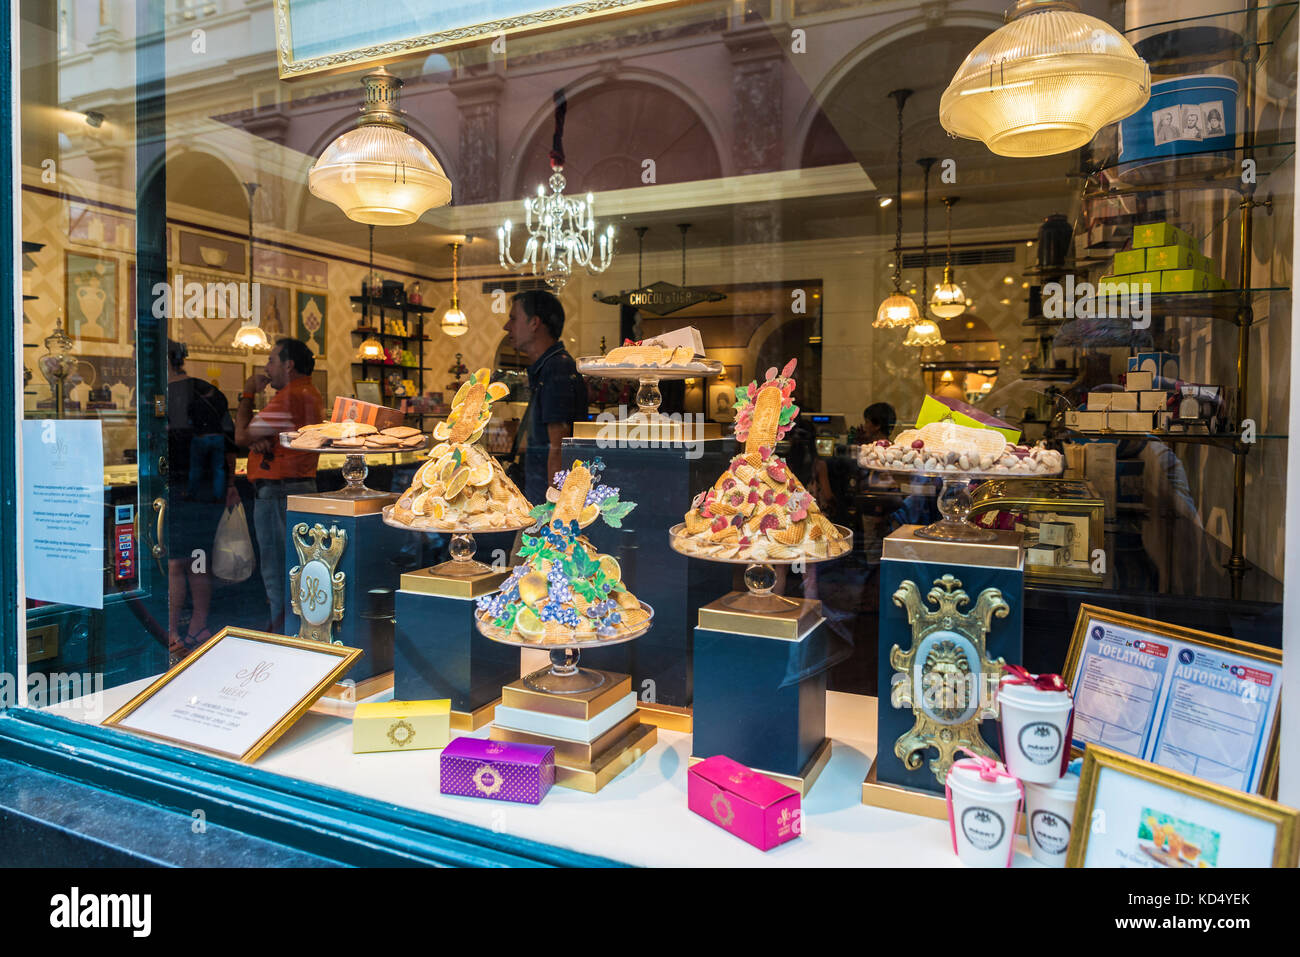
xmin=103 ymin=628 xmax=360 ymax=763
xmin=1068 ymin=746 xmax=1299 ymax=868
xmin=1062 ymin=605 xmax=1282 ymax=796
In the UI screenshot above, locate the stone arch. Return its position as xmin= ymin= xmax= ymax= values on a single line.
xmin=505 ymin=71 xmax=726 ymax=199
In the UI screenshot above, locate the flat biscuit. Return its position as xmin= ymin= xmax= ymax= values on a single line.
xmin=400 ymin=435 xmax=425 ymax=448
xmin=333 ymin=437 xmax=366 ymax=449
xmin=293 ymin=433 xmax=328 ymax=449
xmin=381 ymin=426 xmax=422 ymax=439
xmin=366 ymin=434 xmax=402 ymax=447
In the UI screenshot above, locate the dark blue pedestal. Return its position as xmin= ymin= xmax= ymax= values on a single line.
xmin=394 ymin=577 xmax=519 ymax=723
xmin=693 ymin=602 xmax=829 ymax=779
xmin=284 ymin=503 xmax=417 ymax=683
xmin=877 ymin=526 xmax=1025 ymax=795
xmin=561 ymin=437 xmax=736 ymax=709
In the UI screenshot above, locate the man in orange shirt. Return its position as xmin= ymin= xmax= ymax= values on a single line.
xmin=235 ymin=337 xmax=325 ymax=633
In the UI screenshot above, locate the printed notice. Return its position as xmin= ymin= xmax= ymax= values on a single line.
xmin=1072 ymin=622 xmax=1169 ymax=757
xmin=22 ymin=420 xmax=104 ymax=610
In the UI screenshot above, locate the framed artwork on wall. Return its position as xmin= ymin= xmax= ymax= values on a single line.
xmin=65 ymin=251 xmax=118 ymax=343
xmin=296 ymin=291 xmax=327 ymax=360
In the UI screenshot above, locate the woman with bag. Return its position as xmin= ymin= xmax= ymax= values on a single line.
xmin=166 ymin=340 xmax=239 ymax=660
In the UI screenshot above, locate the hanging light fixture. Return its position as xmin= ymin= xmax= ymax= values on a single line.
xmin=309 ymin=67 xmax=452 ymax=226
xmin=906 ymin=158 xmax=945 ymax=349
xmin=930 ymin=196 xmax=967 ymax=319
xmin=499 ymin=89 xmax=613 ymax=291
xmin=940 ymin=0 xmax=1149 ymax=158
xmin=441 ymin=240 xmax=468 ymax=337
xmin=875 ymin=89 xmax=920 ymax=329
xmin=232 ymin=182 xmax=272 ymax=351
xmin=357 ymin=336 xmax=385 ymax=360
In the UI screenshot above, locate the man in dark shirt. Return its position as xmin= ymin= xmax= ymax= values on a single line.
xmin=504 ymin=290 xmax=588 ymax=504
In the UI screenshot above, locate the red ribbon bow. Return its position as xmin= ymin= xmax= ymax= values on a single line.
xmin=1002 ymin=664 xmax=1066 ymax=692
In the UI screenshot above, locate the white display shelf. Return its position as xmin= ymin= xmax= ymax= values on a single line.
xmin=47 ymin=676 xmax=1042 ymax=868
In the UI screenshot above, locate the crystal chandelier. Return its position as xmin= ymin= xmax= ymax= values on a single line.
xmin=442 ymin=241 xmax=468 ymax=337
xmin=498 ymin=90 xmax=613 ymax=291
xmin=930 ymin=196 xmax=967 ymax=319
xmin=940 ymin=0 xmax=1149 ymax=158
xmin=875 ymin=89 xmax=920 ymax=329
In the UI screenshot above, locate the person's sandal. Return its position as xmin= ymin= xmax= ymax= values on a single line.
xmin=181 ymin=627 xmax=212 ymax=652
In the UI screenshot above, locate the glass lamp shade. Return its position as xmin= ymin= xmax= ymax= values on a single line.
xmin=939 ymin=0 xmax=1150 ymax=158
xmin=874 ymin=292 xmax=921 ymax=329
xmin=232 ymin=322 xmax=271 ymax=350
xmin=309 ymin=125 xmax=452 ymax=226
xmin=930 ymin=279 xmax=968 ymax=318
xmin=441 ymin=305 xmax=468 ymax=337
xmin=357 ymin=336 xmax=385 ymax=360
xmin=904 ymin=319 xmax=946 ymax=348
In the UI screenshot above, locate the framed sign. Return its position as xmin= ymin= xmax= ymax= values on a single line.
xmin=1068 ymin=746 xmax=1299 ymax=868
xmin=103 ymin=628 xmax=359 ymax=762
xmin=273 ymin=0 xmax=693 ymax=79
xmin=1062 ymin=605 xmax=1282 ymax=796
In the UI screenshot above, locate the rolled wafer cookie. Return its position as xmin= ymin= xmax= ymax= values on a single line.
xmin=745 ymin=384 xmax=785 ymax=454
xmin=553 ymin=464 xmax=592 ymax=524
xmin=604 ymin=344 xmax=673 ymax=366
xmin=447 ymin=383 xmax=488 ymax=444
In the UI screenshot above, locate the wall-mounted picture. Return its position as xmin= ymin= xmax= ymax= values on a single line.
xmin=708 ymin=366 xmax=742 ymax=422
xmin=199 ymin=359 xmax=250 ymax=409
xmin=179 ymin=230 xmax=246 ymax=275
xmin=65 ymin=251 xmax=118 ymax=343
xmin=173 ymin=270 xmax=244 ymax=355
xmin=355 ymin=379 xmax=382 ymax=406
xmin=259 ymin=284 xmax=290 ymax=340
xmin=296 ymin=291 xmax=327 ymax=359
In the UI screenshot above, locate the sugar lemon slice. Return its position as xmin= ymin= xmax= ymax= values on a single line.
xmin=515 ymin=607 xmax=545 ymax=641
xmin=468 ymin=462 xmax=493 ymax=487
xmin=487 ymin=381 xmax=510 ymax=401
xmin=445 ymin=466 xmax=471 ymax=499
xmin=428 ymin=442 xmax=451 ymax=461
xmin=579 ymin=503 xmax=600 ymax=525
xmin=411 ymin=489 xmax=431 ymax=516
xmin=598 ymin=554 xmax=621 ymax=583
xmin=433 ymin=420 xmax=452 ymax=441
xmin=451 ymin=380 xmax=473 ymax=408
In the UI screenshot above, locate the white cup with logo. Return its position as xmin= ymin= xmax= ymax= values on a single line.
xmin=945 ymin=757 xmax=1023 ymax=868
xmin=998 ymin=679 xmax=1073 ymax=784
xmin=1024 ymin=770 xmax=1080 ymax=867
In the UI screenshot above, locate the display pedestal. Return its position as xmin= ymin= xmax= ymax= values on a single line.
xmin=285 ymin=494 xmax=408 ymax=686
xmin=489 ymin=670 xmax=657 ymax=793
xmin=690 ymin=594 xmax=833 ymax=796
xmin=394 ymin=567 xmax=518 ymax=731
xmin=869 ymin=524 xmax=1024 ymax=806
xmin=562 ymin=436 xmax=736 ymax=724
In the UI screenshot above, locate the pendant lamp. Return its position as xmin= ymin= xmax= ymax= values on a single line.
xmin=441 ymin=240 xmax=469 ymax=337
xmin=309 ymin=67 xmax=452 ymax=226
xmin=930 ymin=196 xmax=967 ymax=319
xmin=875 ymin=89 xmax=921 ymax=329
xmin=939 ymin=0 xmax=1149 ymax=158
xmin=906 ymin=158 xmax=945 ymax=348
xmin=232 ymin=182 xmax=272 ymax=350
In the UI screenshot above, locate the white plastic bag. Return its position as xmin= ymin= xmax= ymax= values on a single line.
xmin=212 ymin=502 xmax=256 ymax=583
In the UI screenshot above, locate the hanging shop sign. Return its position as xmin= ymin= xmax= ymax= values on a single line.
xmin=274 ymin=0 xmax=693 ymax=79
xmin=598 ymin=281 xmax=725 ymax=316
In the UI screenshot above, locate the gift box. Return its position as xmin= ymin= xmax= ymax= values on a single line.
xmin=1132 ymin=222 xmax=1194 ymax=250
xmin=439 ymin=737 xmax=555 ymax=804
xmin=353 ymin=699 xmax=450 ymax=753
xmin=1108 ymin=391 xmax=1138 ymax=412
xmin=1124 ymin=370 xmax=1154 ymax=391
xmin=1112 ymin=248 xmax=1146 ymax=275
xmin=1139 ymin=391 xmax=1168 ymax=412
xmin=1129 ymin=352 xmax=1179 ymax=381
xmin=331 ymin=396 xmax=405 ymax=431
xmin=1145 ymin=244 xmax=1196 ymax=270
xmin=917 ymin=394 xmax=1020 ymax=443
xmin=688 ymin=755 xmax=801 ymax=851
xmin=1161 ymin=269 xmax=1214 ymax=292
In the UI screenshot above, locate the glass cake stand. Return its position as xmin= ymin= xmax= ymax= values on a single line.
xmin=475 ymin=602 xmax=655 ymax=694
xmin=380 ymin=506 xmax=535 ymax=578
xmin=280 ymin=432 xmax=429 ymax=500
xmin=865 ymin=465 xmax=1063 ymax=543
xmin=667 ymin=521 xmax=852 ymax=615
xmin=576 ymin=357 xmax=723 ymax=421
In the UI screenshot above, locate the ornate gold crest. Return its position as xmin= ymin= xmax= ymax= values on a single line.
xmin=387 ymin=720 xmax=415 ymax=748
xmin=890 ymin=574 xmax=1008 ymax=784
xmin=288 ymin=522 xmax=347 ymax=644
xmin=473 ymin=764 xmax=504 ymax=796
xmin=711 ymin=792 xmax=735 ymax=826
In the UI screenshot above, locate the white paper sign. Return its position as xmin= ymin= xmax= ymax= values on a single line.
xmin=22 ymin=420 xmax=105 ymax=610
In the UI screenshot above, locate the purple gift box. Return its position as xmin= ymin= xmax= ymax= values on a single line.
xmin=440 ymin=737 xmax=555 ymax=805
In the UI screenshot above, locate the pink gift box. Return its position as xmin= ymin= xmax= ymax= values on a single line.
xmin=688 ymin=755 xmax=801 ymax=851
xmin=440 ymin=737 xmax=554 ymax=805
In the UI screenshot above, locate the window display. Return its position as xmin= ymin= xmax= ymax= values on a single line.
xmin=3 ymin=0 xmax=1297 ymax=873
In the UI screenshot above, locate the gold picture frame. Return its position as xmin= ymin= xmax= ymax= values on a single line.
xmin=1062 ymin=604 xmax=1282 ymax=797
xmin=103 ymin=627 xmax=359 ymax=763
xmin=274 ymin=0 xmax=694 ymax=80
xmin=1068 ymin=745 xmax=1299 ymax=868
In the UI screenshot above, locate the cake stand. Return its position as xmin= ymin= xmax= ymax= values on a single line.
xmin=380 ymin=506 xmax=534 ymax=578
xmin=280 ymin=432 xmax=429 ymax=501
xmin=667 ymin=521 xmax=852 ymax=615
xmin=576 ymin=357 xmax=723 ymax=422
xmin=864 ymin=464 xmax=1063 ymax=543
xmin=475 ymin=602 xmax=655 ymax=694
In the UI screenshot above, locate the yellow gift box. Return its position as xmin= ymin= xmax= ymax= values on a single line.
xmin=1145 ymin=245 xmax=1196 ymax=270
xmin=353 ymin=699 xmax=451 ymax=753
xmin=1161 ymin=269 xmax=1214 ymax=292
xmin=1132 ymin=222 xmax=1194 ymax=250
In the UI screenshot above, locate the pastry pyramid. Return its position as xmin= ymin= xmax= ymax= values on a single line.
xmin=387 ymin=367 xmax=533 ymax=529
xmin=476 ymin=462 xmax=646 ymax=644
xmin=674 ymin=359 xmax=850 ymax=562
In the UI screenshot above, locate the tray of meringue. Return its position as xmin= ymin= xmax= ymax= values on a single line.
xmin=857 ymin=420 xmax=1064 ymax=476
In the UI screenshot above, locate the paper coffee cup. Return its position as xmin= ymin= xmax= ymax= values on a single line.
xmin=946 ymin=761 xmax=1023 ymax=868
xmin=1024 ymin=772 xmax=1080 ymax=867
xmin=998 ymin=681 xmax=1073 ymax=784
